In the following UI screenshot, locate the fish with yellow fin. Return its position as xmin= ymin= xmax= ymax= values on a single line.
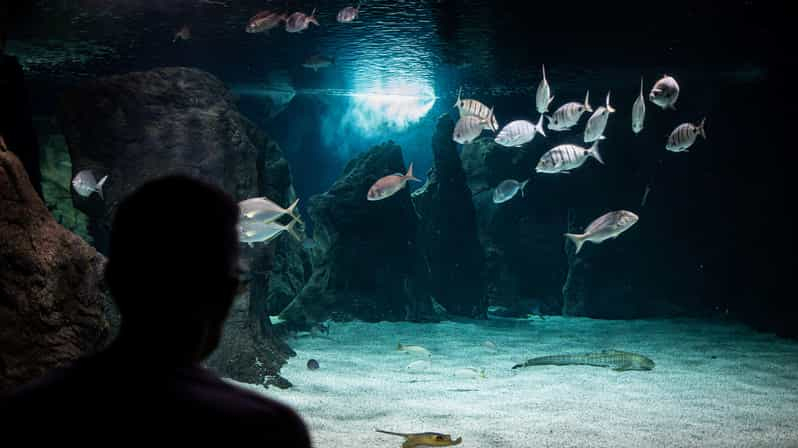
xmin=376 ymin=429 xmax=463 ymax=448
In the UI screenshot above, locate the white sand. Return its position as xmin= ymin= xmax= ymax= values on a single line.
xmin=232 ymin=317 xmax=798 ymax=447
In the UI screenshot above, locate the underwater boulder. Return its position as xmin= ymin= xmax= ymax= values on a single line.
xmin=412 ymin=114 xmax=486 ymax=317
xmin=280 ymin=141 xmax=435 ymax=323
xmin=0 ymin=150 xmax=113 ymax=392
xmin=57 ymin=66 xmax=302 ymax=385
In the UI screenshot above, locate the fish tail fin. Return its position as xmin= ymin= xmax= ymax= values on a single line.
xmin=565 ymin=233 xmax=586 ymax=254
xmin=668 ymin=102 xmax=677 ymax=111
xmin=606 ymin=91 xmax=616 ymax=113
xmin=520 ymin=179 xmax=529 ymax=197
xmin=584 ymin=90 xmax=592 ymax=112
xmin=375 ymin=429 xmax=405 ymax=437
xmin=698 ymin=117 xmax=707 ymax=139
xmin=97 ymin=175 xmax=108 ymax=200
xmin=640 ymin=76 xmax=644 ymax=95
xmin=454 ymin=86 xmax=462 ymax=108
xmin=548 ymin=95 xmax=555 ymax=108
xmin=589 ymin=141 xmax=604 ymax=165
xmin=284 ymin=219 xmax=302 ymax=242
xmin=541 ymin=63 xmax=546 ymax=81
xmin=286 ymin=198 xmax=304 ymax=225
xmin=404 ymin=162 xmax=421 ymax=183
xmin=535 ymin=114 xmax=546 ymax=137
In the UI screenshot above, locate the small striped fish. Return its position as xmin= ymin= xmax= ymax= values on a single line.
xmin=564 ymin=210 xmax=639 ymax=254
xmin=453 ymin=111 xmax=495 ymax=144
xmin=536 ymin=64 xmax=555 ymax=114
xmin=583 ymin=91 xmax=616 ymax=143
xmin=546 ymin=90 xmax=592 ymax=131
xmin=494 ymin=115 xmax=546 ymax=147
xmin=632 ymin=77 xmax=646 ymax=134
xmin=649 ymin=74 xmax=680 ymax=110
xmin=535 ymin=141 xmax=603 ymax=174
xmin=666 ymin=118 xmax=706 ymax=152
xmin=454 ymin=87 xmax=499 ymax=132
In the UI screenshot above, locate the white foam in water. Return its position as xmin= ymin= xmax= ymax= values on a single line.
xmin=229 ymin=317 xmax=798 ymax=447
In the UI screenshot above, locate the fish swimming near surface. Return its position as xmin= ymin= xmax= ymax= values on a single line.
xmin=72 ymin=170 xmax=108 ymax=199
xmin=238 ymin=197 xmax=302 ymax=224
xmin=535 ymin=142 xmax=603 ymax=174
xmin=453 ymin=87 xmax=499 ymax=132
xmin=666 ymin=118 xmax=706 ymax=152
xmin=564 ymin=210 xmax=639 ymax=254
xmin=397 ymin=343 xmax=431 ymax=357
xmin=649 ymin=75 xmax=680 ymax=110
xmin=285 ymin=9 xmax=319 ymax=33
xmin=512 ymin=349 xmax=655 ymax=371
xmin=245 ymin=10 xmax=286 ymax=33
xmin=583 ymin=91 xmax=616 ymax=143
xmin=453 ymin=111 xmax=496 ymax=144
xmin=173 ymin=25 xmax=191 ymax=42
xmin=375 ymin=429 xmax=463 ymax=448
xmin=337 ymin=4 xmax=360 ymax=23
xmin=492 ymin=179 xmax=529 ymax=204
xmin=536 ymin=64 xmax=555 ymax=114
xmin=367 ymin=163 xmax=421 ymax=201
xmin=632 ymin=77 xmax=646 ymax=134
xmin=238 ymin=219 xmax=301 ymax=247
xmin=302 ymin=54 xmax=335 ymax=71
xmin=546 ymin=90 xmax=592 ymax=131
xmin=494 ymin=116 xmax=546 ymax=147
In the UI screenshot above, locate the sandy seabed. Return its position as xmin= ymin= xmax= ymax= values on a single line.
xmin=232 ymin=317 xmax=798 ymax=447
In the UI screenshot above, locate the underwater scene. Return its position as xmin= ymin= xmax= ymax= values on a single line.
xmin=0 ymin=0 xmax=794 ymax=446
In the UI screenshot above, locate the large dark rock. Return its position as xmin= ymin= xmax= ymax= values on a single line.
xmin=461 ymin=137 xmax=567 ymax=316
xmin=280 ymin=142 xmax=435 ymax=323
xmin=56 ymin=67 xmax=301 ymax=385
xmin=412 ymin=114 xmax=486 ymax=317
xmin=0 ymin=150 xmax=111 ymax=392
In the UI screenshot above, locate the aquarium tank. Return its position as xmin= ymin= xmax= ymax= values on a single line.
xmin=0 ymin=0 xmax=793 ymax=446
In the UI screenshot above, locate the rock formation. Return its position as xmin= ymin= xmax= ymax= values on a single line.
xmin=0 ymin=150 xmax=111 ymax=392
xmin=57 ymin=67 xmax=301 ymax=385
xmin=279 ymin=142 xmax=435 ymax=324
xmin=412 ymin=114 xmax=486 ymax=317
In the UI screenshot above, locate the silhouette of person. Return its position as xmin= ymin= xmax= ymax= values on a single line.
xmin=0 ymin=29 xmax=43 ymax=199
xmin=0 ymin=175 xmax=312 ymax=445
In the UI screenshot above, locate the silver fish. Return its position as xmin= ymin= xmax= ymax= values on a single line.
xmin=245 ymin=10 xmax=285 ymax=33
xmin=492 ymin=179 xmax=529 ymax=204
xmin=453 ymin=111 xmax=495 ymax=144
xmin=536 ymin=64 xmax=554 ymax=114
xmin=546 ymin=91 xmax=592 ymax=131
xmin=649 ymin=75 xmax=680 ymax=110
xmin=239 ymin=197 xmax=302 ymax=224
xmin=494 ymin=116 xmax=546 ymax=147
xmin=285 ymin=9 xmax=319 ymax=33
xmin=632 ymin=77 xmax=646 ymax=134
xmin=238 ymin=219 xmax=300 ymax=247
xmin=564 ymin=210 xmax=639 ymax=254
xmin=535 ymin=142 xmax=603 ymax=174
xmin=336 ymin=5 xmax=360 ymax=23
xmin=71 ymin=170 xmax=108 ymax=199
xmin=302 ymin=54 xmax=334 ymax=71
xmin=583 ymin=91 xmax=616 ymax=143
xmin=454 ymin=87 xmax=499 ymax=132
xmin=666 ymin=118 xmax=706 ymax=152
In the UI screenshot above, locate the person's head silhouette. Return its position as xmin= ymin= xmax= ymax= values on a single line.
xmin=105 ymin=175 xmax=241 ymax=365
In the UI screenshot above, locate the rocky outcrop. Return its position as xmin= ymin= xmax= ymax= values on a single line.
xmin=57 ymin=67 xmax=301 ymax=385
xmin=412 ymin=114 xmax=486 ymax=317
xmin=0 ymin=150 xmax=111 ymax=392
xmin=279 ymin=142 xmax=435 ymax=324
xmin=461 ymin=137 xmax=567 ymax=316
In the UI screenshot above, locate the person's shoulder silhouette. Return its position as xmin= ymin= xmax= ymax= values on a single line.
xmin=0 ymin=175 xmax=312 ymax=445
